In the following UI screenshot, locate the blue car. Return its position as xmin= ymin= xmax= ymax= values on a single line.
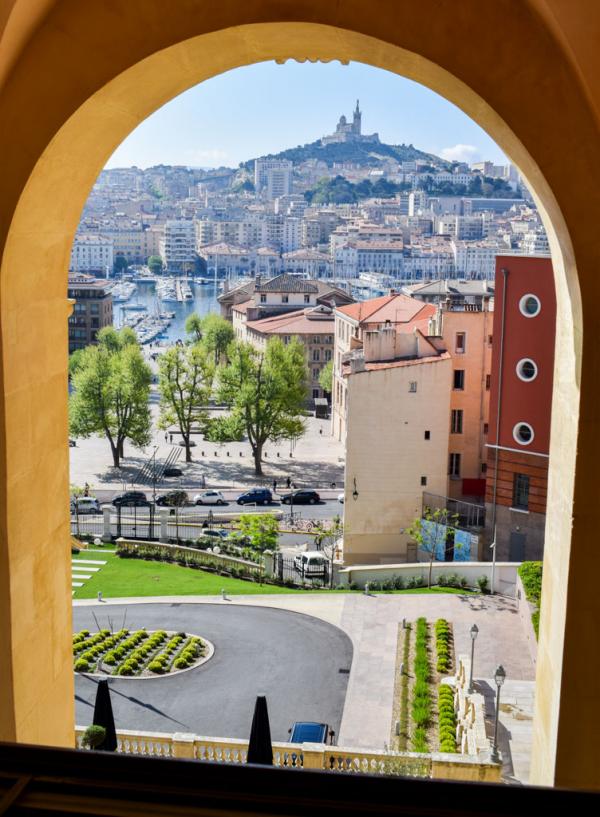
xmin=236 ymin=488 xmax=272 ymax=506
xmin=288 ymin=722 xmax=333 ymax=744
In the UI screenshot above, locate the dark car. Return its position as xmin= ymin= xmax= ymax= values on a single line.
xmin=163 ymin=466 xmax=183 ymax=477
xmin=236 ymin=488 xmax=273 ymax=506
xmin=155 ymin=490 xmax=188 ymax=507
xmin=288 ymin=722 xmax=334 ymax=744
xmin=111 ymin=491 xmax=149 ymax=507
xmin=280 ymin=489 xmax=320 ymax=505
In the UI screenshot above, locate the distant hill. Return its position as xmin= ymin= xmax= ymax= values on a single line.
xmin=242 ymin=139 xmax=448 ymax=171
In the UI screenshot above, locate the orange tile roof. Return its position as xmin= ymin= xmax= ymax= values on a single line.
xmin=336 ymin=293 xmax=436 ymax=328
xmin=246 ymin=308 xmax=334 ymax=336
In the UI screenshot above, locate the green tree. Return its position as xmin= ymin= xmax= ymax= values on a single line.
xmin=147 ymin=255 xmax=163 ymax=275
xmin=312 ymin=515 xmax=343 ymax=588
xmin=157 ymin=345 xmax=213 ymax=462
xmin=185 ymin=313 xmax=204 ymax=343
xmin=205 ymin=338 xmax=307 ymax=475
xmin=318 ymin=360 xmax=333 ymax=395
xmin=231 ymin=513 xmax=279 ymax=553
xmin=69 ymin=328 xmax=152 ymax=467
xmin=404 ymin=507 xmax=459 ymax=588
xmin=113 ymin=255 xmax=128 ymax=276
xmin=199 ymin=313 xmax=235 ymax=365
xmin=68 ymin=348 xmax=86 ymax=379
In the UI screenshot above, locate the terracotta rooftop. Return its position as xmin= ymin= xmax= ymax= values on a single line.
xmin=246 ymin=306 xmax=334 ymax=335
xmin=342 ymin=350 xmax=451 ymax=375
xmin=336 ymin=293 xmax=436 ymax=327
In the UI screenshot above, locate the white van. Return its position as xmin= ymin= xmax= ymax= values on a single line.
xmin=293 ymin=551 xmax=328 ymax=577
xmin=70 ymin=497 xmax=101 ymax=515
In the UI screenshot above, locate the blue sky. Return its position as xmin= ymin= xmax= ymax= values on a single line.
xmin=105 ymin=61 xmax=507 ymax=169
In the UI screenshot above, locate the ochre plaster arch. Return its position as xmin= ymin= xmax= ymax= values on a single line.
xmin=1 ymin=2 xmax=599 ymax=789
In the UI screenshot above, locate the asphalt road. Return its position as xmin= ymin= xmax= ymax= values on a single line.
xmin=74 ymin=603 xmax=353 ymax=742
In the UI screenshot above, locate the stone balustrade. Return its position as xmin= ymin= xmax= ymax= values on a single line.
xmin=75 ymin=727 xmax=500 ymax=781
xmin=453 ymin=655 xmax=492 ymax=756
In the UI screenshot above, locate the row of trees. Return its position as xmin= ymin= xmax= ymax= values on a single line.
xmin=69 ymin=314 xmax=310 ymax=474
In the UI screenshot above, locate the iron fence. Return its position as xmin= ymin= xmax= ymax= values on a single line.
xmin=70 ymin=513 xmax=104 ymax=539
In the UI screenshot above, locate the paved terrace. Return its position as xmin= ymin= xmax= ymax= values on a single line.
xmin=74 ymin=592 xmax=535 ymax=783
xmin=70 ymin=404 xmax=345 ymax=492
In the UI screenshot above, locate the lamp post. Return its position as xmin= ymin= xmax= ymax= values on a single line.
xmin=490 ymin=664 xmax=506 ymax=764
xmin=467 ymin=623 xmax=479 ymax=694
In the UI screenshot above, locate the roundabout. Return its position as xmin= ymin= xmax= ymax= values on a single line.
xmin=74 ymin=603 xmax=353 ymax=742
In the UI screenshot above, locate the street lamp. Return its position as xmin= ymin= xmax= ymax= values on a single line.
xmin=467 ymin=623 xmax=479 ymax=694
xmin=490 ymin=664 xmax=506 ymax=764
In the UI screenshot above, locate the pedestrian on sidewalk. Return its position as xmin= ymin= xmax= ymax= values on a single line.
xmin=272 ymin=479 xmax=277 ymax=495
xmin=319 ymin=427 xmax=323 ymax=435
xmin=164 ymin=432 xmax=168 ymax=442
xmin=201 ymin=474 xmax=206 ymax=488
xmin=84 ymin=482 xmax=90 ymax=497
xmin=286 ymin=476 xmax=291 ymax=489
xmin=170 ymin=433 xmax=173 ymax=444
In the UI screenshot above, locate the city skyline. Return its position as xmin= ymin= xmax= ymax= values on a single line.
xmin=105 ymin=61 xmax=508 ymax=170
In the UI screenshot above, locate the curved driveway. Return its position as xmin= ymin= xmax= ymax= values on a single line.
xmin=74 ymin=603 xmax=353 ymax=742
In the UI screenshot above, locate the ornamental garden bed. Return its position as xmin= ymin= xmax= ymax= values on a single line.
xmin=72 ymin=628 xmax=212 ymax=677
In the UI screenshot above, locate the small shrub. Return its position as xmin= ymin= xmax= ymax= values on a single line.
xmin=148 ymin=660 xmax=165 ymax=674
xmin=411 ymin=727 xmax=428 ymax=753
xmin=393 ymin=575 xmax=405 ymax=590
xmin=437 ymin=574 xmax=447 ymax=587
xmin=368 ymin=580 xmax=381 ymax=591
xmin=459 ymin=575 xmax=468 ymax=589
xmin=74 ymin=658 xmax=90 ymax=672
xmin=476 ymin=575 xmax=489 ymax=593
xmin=173 ymin=657 xmax=188 ymax=669
xmin=81 ymin=725 xmax=106 ymax=749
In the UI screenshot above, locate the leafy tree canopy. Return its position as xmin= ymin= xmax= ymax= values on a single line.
xmin=205 ymin=338 xmax=307 ymax=475
xmin=147 ymin=255 xmax=163 ymax=275
xmin=231 ymin=513 xmax=279 ymax=553
xmin=69 ymin=327 xmax=152 ymax=467
xmin=319 ymin=360 xmax=333 ymax=394
xmin=158 ymin=345 xmax=213 ymax=462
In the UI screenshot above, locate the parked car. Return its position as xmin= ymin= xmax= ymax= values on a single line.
xmin=111 ymin=491 xmax=149 ymax=507
xmin=293 ymin=551 xmax=328 ymax=577
xmin=338 ymin=493 xmax=344 ymax=504
xmin=155 ymin=490 xmax=188 ymax=507
xmin=70 ymin=496 xmax=101 ymax=515
xmin=236 ymin=488 xmax=272 ymax=506
xmin=193 ymin=490 xmax=226 ymax=506
xmin=163 ymin=466 xmax=183 ymax=477
xmin=288 ymin=722 xmax=334 ymax=744
xmin=280 ymin=489 xmax=320 ymax=505
xmin=201 ymin=529 xmax=229 ymax=541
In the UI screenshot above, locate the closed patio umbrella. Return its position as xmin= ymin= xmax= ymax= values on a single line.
xmin=92 ymin=679 xmax=118 ymax=752
xmin=246 ymin=695 xmax=273 ymax=766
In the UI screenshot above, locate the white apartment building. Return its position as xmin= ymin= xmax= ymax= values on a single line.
xmin=159 ymin=220 xmax=197 ymax=273
xmin=451 ymin=240 xmax=498 ymax=279
xmin=402 ymin=243 xmax=455 ymax=281
xmin=522 ymin=230 xmax=551 ymax=256
xmin=282 ymin=217 xmax=302 ymax=253
xmin=436 ymin=214 xmax=487 ymax=241
xmin=254 ymin=159 xmax=293 ymax=200
xmin=70 ymin=234 xmax=114 ymax=273
xmin=281 ymin=249 xmax=332 ymax=278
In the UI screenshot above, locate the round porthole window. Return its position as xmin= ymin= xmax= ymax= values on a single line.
xmin=516 ymin=358 xmax=538 ymax=381
xmin=519 ymin=294 xmax=541 ymax=317
xmin=513 ymin=422 xmax=535 ymax=446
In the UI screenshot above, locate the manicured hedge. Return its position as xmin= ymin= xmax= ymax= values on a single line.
xmin=411 ymin=618 xmax=431 ymax=752
xmin=437 ymin=684 xmax=457 ymax=753
xmin=518 ymin=561 xmax=543 ymax=638
xmin=434 ymin=618 xmax=452 ymax=674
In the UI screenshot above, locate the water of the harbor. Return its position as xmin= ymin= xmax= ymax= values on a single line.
xmin=114 ymin=281 xmax=221 ymax=343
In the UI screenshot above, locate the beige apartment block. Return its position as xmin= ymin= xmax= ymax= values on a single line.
xmin=342 ymin=328 xmax=451 ymax=565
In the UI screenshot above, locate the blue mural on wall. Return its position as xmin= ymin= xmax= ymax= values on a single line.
xmin=419 ymin=519 xmax=473 ymax=561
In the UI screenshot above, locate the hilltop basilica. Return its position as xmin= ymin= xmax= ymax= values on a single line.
xmin=320 ymin=101 xmax=380 ymax=145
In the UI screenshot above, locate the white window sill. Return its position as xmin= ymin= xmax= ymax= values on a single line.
xmin=509 ymin=507 xmax=530 ymax=514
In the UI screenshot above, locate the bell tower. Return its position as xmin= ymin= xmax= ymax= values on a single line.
xmin=353 ymin=100 xmax=362 ymax=135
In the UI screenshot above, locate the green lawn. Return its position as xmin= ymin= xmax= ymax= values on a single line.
xmin=72 ymin=552 xmax=303 ymax=598
xmin=72 ymin=552 xmax=478 ymax=599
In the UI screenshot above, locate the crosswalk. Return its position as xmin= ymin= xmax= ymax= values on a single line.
xmin=72 ymin=557 xmax=106 ymax=595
